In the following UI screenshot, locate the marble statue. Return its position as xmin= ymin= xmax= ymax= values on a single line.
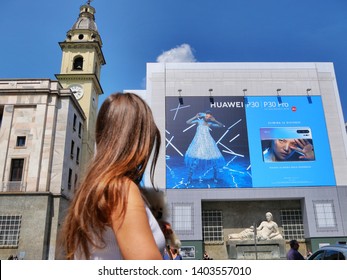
xmin=228 ymin=212 xmax=283 ymax=241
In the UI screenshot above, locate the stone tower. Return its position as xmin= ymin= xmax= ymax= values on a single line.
xmin=56 ymin=1 xmax=106 ymax=174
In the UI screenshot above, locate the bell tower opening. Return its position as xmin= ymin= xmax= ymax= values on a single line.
xmin=73 ymin=56 xmax=84 ymax=70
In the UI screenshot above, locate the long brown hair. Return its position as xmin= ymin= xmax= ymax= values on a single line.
xmin=61 ymin=92 xmax=161 ymax=259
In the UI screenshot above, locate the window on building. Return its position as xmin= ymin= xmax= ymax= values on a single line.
xmin=172 ymin=203 xmax=194 ymax=235
xmin=74 ymin=174 xmax=78 ymax=190
xmin=313 ymin=200 xmax=338 ymax=231
xmin=73 ymin=56 xmax=83 ymax=70
xmin=280 ymin=209 xmax=305 ymax=240
xmin=0 ymin=106 xmax=3 ymax=128
xmin=16 ymin=136 xmax=26 ymax=147
xmin=0 ymin=215 xmax=22 ymax=248
xmin=10 ymin=159 xmax=24 ymax=181
xmin=202 ymin=210 xmax=223 ymax=244
xmin=76 ymin=147 xmax=80 ymax=164
xmin=78 ymin=122 xmax=82 ymax=138
xmin=70 ymin=140 xmax=75 ymax=159
xmin=73 ymin=114 xmax=77 ymax=131
xmin=68 ymin=169 xmax=72 ymax=190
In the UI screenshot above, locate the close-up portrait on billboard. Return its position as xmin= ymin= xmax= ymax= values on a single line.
xmin=165 ymin=96 xmax=251 ymax=189
xmin=260 ymin=127 xmax=315 ymax=162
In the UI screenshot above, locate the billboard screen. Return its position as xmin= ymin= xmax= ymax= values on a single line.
xmin=165 ymin=95 xmax=336 ymax=188
xmin=165 ymin=96 xmax=251 ymax=189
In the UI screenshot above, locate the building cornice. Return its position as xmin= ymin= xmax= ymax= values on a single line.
xmin=55 ymin=73 xmax=103 ymax=95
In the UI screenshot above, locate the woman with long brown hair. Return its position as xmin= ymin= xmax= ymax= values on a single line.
xmin=60 ymin=92 xmax=165 ymax=259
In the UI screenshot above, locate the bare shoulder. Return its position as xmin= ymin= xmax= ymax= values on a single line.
xmin=110 ymin=179 xmax=163 ymax=259
xmin=125 ymin=180 xmax=145 ymax=208
xmin=110 ymin=179 xmax=144 ymax=227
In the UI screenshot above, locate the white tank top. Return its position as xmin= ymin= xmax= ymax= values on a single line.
xmin=76 ymin=206 xmax=165 ymax=260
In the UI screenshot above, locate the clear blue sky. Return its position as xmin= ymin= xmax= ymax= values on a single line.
xmin=1 ymin=0 xmax=346 ymax=121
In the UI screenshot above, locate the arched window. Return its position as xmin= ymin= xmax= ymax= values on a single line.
xmin=73 ymin=56 xmax=83 ymax=70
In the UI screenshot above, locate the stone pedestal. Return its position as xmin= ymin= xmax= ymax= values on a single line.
xmin=226 ymin=239 xmax=286 ymax=260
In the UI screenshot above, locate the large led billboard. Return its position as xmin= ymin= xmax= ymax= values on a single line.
xmin=165 ymin=95 xmax=336 ymax=189
xmin=165 ymin=96 xmax=251 ymax=189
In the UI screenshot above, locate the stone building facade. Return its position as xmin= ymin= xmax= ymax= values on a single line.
xmin=0 ymin=80 xmax=84 ymax=259
xmin=0 ymin=2 xmax=104 ymax=260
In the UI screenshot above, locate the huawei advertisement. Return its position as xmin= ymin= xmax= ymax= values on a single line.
xmin=165 ymin=96 xmax=336 ymax=189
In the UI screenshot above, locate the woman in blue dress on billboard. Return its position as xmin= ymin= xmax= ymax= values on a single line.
xmin=185 ymin=110 xmax=225 ymax=185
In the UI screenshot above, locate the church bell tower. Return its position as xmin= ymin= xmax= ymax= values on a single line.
xmin=56 ymin=1 xmax=106 ymax=173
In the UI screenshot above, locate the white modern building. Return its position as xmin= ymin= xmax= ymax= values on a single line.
xmin=144 ymin=62 xmax=347 ymax=259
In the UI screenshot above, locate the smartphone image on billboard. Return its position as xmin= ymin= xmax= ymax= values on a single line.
xmin=260 ymin=127 xmax=315 ymax=162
